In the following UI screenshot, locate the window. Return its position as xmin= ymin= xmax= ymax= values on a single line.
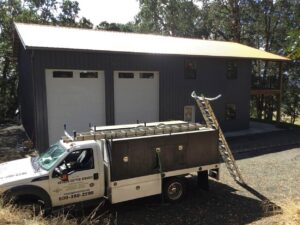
xmin=184 ymin=59 xmax=197 ymax=79
xmin=37 ymin=143 xmax=66 ymax=171
xmin=53 ymin=71 xmax=73 ymax=78
xmin=119 ymin=72 xmax=134 ymax=78
xmin=225 ymin=104 xmax=237 ymax=120
xmin=140 ymin=73 xmax=154 ymax=79
xmin=53 ymin=148 xmax=94 ymax=177
xmin=227 ymin=61 xmax=238 ymax=79
xmin=80 ymin=71 xmax=98 ymax=78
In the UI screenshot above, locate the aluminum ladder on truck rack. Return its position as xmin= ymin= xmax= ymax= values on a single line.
xmin=191 ymin=91 xmax=245 ymax=184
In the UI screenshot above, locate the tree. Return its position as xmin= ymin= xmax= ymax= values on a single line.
xmin=0 ymin=0 xmax=93 ymax=122
xmin=78 ymin=17 xmax=93 ymax=29
xmin=0 ymin=0 xmax=37 ymax=122
xmin=57 ymin=0 xmax=79 ymax=26
xmin=96 ymin=21 xmax=135 ymax=32
xmin=283 ymin=74 xmax=300 ymax=124
xmin=283 ymin=28 xmax=300 ymax=124
xmin=286 ymin=30 xmax=300 ymax=60
xmin=199 ymin=0 xmax=242 ymax=41
xmin=135 ymin=0 xmax=202 ymax=37
xmin=23 ymin=0 xmax=58 ymax=24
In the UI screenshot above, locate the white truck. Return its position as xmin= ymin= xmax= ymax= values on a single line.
xmin=0 ymin=120 xmax=220 ymax=213
xmin=0 ymin=92 xmax=243 ymax=214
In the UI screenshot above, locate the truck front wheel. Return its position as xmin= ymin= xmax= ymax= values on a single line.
xmin=163 ymin=178 xmax=186 ymax=203
xmin=14 ymin=195 xmax=50 ymax=216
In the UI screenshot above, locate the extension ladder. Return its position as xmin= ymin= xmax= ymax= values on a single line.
xmin=191 ymin=91 xmax=244 ymax=184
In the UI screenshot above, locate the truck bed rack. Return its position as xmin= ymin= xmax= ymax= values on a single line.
xmin=63 ymin=121 xmax=207 ymax=142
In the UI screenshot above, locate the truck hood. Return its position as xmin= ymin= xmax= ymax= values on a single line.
xmin=0 ymin=157 xmax=48 ymax=188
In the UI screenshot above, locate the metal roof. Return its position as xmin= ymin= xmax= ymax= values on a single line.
xmin=14 ymin=23 xmax=289 ymax=61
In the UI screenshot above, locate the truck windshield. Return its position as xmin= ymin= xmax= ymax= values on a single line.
xmin=37 ymin=143 xmax=66 ymax=171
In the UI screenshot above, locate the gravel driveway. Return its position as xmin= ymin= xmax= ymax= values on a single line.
xmin=0 ymin=124 xmax=299 ymax=225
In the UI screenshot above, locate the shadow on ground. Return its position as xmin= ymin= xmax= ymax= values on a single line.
xmin=71 ymin=178 xmax=276 ymax=225
xmin=235 ymin=142 xmax=300 ymax=160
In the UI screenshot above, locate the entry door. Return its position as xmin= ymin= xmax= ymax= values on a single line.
xmin=114 ymin=71 xmax=159 ymax=124
xmin=46 ymin=70 xmax=106 ymax=144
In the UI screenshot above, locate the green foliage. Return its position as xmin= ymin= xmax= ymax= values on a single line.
xmin=0 ymin=0 xmax=94 ymax=122
xmin=286 ymin=30 xmax=300 ymax=60
xmin=58 ymin=0 xmax=79 ymax=26
xmin=135 ymin=0 xmax=202 ymax=37
xmin=282 ymin=61 xmax=300 ymax=124
xmin=78 ymin=17 xmax=93 ymax=29
xmin=96 ymin=21 xmax=136 ymax=32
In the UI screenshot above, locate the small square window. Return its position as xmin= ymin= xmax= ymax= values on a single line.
xmin=227 ymin=61 xmax=238 ymax=79
xmin=119 ymin=72 xmax=134 ymax=78
xmin=225 ymin=104 xmax=236 ymax=120
xmin=140 ymin=73 xmax=154 ymax=79
xmin=184 ymin=59 xmax=197 ymax=79
xmin=80 ymin=71 xmax=98 ymax=78
xmin=53 ymin=71 xmax=73 ymax=78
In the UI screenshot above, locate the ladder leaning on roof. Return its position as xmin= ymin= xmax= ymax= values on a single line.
xmin=191 ymin=91 xmax=245 ymax=184
xmin=191 ymin=91 xmax=284 ymax=211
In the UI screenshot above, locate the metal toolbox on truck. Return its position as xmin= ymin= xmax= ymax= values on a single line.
xmin=107 ymin=128 xmax=220 ymax=181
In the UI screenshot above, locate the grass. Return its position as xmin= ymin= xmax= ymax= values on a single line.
xmin=295 ymin=118 xmax=300 ymax=125
xmin=0 ymin=199 xmax=77 ymax=225
xmin=0 ymin=199 xmax=112 ymax=225
xmin=263 ymin=198 xmax=300 ymax=225
xmin=0 ymin=191 xmax=299 ymax=225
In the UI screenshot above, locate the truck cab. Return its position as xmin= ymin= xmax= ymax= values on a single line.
xmin=47 ymin=140 xmax=106 ymax=207
xmin=0 ymin=140 xmax=106 ymax=211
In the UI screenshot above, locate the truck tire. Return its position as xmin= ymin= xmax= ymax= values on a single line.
xmin=163 ymin=178 xmax=186 ymax=203
xmin=3 ymin=186 xmax=52 ymax=216
xmin=17 ymin=198 xmax=45 ymax=216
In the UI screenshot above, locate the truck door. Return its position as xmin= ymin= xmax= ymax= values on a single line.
xmin=49 ymin=147 xmax=104 ymax=207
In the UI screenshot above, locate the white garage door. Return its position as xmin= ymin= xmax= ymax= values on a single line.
xmin=114 ymin=71 xmax=159 ymax=124
xmin=46 ymin=69 xmax=106 ymax=144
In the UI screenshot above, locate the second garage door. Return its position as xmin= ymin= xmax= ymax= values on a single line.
xmin=114 ymin=71 xmax=159 ymax=124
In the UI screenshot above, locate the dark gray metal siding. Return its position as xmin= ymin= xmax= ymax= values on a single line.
xmin=18 ymin=47 xmax=35 ymax=141
xmin=27 ymin=50 xmax=251 ymax=150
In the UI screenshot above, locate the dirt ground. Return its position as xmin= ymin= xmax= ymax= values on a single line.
xmin=0 ymin=124 xmax=299 ymax=225
xmin=0 ymin=123 xmax=28 ymax=163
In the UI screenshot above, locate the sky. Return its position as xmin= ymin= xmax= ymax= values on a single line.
xmin=76 ymin=0 xmax=140 ymax=25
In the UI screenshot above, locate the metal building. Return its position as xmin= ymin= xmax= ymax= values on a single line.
xmin=13 ymin=23 xmax=289 ymax=151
